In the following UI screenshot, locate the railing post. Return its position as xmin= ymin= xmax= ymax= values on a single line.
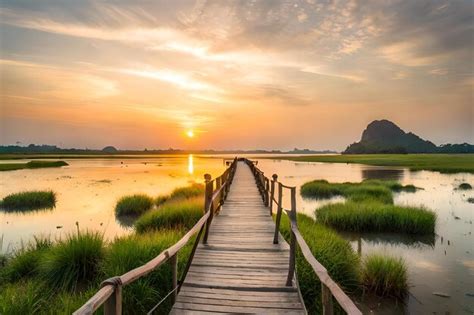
xmin=273 ymin=183 xmax=283 ymax=244
xmin=286 ymin=187 xmax=297 ymax=286
xmin=102 ymin=278 xmax=123 ymax=315
xmin=203 ymin=174 xmax=213 ymax=244
xmin=170 ymin=253 xmax=178 ymax=304
xmin=264 ymin=178 xmax=270 ymax=207
xmin=216 ymin=176 xmax=222 ymax=212
xmin=269 ymin=174 xmax=278 ymax=215
xmin=322 ymin=284 xmax=334 ymax=315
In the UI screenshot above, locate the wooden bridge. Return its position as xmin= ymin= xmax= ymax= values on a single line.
xmin=75 ymin=159 xmax=361 ymax=315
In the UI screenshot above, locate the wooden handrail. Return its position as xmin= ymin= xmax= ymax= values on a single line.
xmin=243 ymin=158 xmax=361 ymax=315
xmin=74 ymin=158 xmax=238 ymax=315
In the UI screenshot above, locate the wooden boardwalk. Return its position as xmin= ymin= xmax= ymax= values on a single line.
xmin=171 ymin=161 xmax=305 ymax=314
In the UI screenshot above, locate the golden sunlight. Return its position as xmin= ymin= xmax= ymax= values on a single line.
xmin=186 ymin=130 xmax=194 ymax=138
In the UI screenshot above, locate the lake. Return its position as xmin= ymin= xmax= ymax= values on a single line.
xmin=1 ymin=155 xmax=473 ymax=314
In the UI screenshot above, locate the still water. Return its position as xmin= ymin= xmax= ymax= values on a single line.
xmin=1 ymin=155 xmax=473 ymax=314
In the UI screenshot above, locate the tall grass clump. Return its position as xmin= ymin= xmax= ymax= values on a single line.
xmin=301 ymin=179 xmax=417 ymax=204
xmin=169 ymin=183 xmax=204 ymax=200
xmin=277 ymin=213 xmax=360 ymax=313
xmin=361 ymin=253 xmax=408 ymax=298
xmin=1 ymin=190 xmax=56 ymax=211
xmin=102 ymin=230 xmax=192 ymax=313
xmin=3 ymin=236 xmax=52 ymax=282
xmin=115 ymin=194 xmax=154 ymax=216
xmin=40 ymin=231 xmax=105 ymax=291
xmin=0 ymin=280 xmax=50 ymax=314
xmin=135 ymin=197 xmax=203 ymax=233
xmin=316 ymin=201 xmax=436 ymax=234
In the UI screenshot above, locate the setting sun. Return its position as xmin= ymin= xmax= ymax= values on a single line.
xmin=186 ymin=130 xmax=194 ymax=138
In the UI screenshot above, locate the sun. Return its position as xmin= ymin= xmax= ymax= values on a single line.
xmin=186 ymin=130 xmax=194 ymax=138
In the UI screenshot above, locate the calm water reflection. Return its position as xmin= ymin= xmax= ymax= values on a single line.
xmin=1 ymin=156 xmax=473 ymax=314
xmin=1 ymin=155 xmax=226 ymax=253
xmin=255 ymin=159 xmax=473 ymax=315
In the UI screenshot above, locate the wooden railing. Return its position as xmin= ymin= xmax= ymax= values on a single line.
xmin=74 ymin=158 xmax=238 ymax=315
xmin=245 ymin=158 xmax=361 ymax=315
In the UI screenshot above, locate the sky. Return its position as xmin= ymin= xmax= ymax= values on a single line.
xmin=0 ymin=0 xmax=473 ymax=151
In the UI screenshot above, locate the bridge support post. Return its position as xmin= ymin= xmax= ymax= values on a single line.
xmin=322 ymin=284 xmax=334 ymax=315
xmin=269 ymin=174 xmax=277 ymax=215
xmin=273 ymin=183 xmax=283 ymax=244
xmin=103 ymin=278 xmax=122 ymax=315
xmin=170 ymin=253 xmax=178 ymax=303
xmin=203 ymin=174 xmax=213 ymax=244
xmin=286 ymin=187 xmax=297 ymax=286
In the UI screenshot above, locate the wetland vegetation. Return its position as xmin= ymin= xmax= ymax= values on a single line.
xmin=0 ymin=160 xmax=68 ymax=172
xmin=1 ymin=191 xmax=56 ymax=211
xmin=278 ymin=154 xmax=474 ymax=174
xmin=0 ymin=182 xmax=204 ymax=314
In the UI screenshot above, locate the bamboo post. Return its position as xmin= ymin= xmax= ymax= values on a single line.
xmin=170 ymin=253 xmax=178 ymax=303
xmin=203 ymin=174 xmax=213 ymax=244
xmin=273 ymin=183 xmax=283 ymax=244
xmin=269 ymin=174 xmax=277 ymax=215
xmin=322 ymin=284 xmax=334 ymax=315
xmin=286 ymin=187 xmax=297 ymax=286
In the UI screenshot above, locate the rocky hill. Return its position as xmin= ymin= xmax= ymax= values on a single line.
xmin=344 ymin=120 xmax=473 ymax=154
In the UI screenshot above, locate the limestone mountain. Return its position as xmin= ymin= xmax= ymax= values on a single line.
xmin=343 ymin=120 xmax=467 ymax=154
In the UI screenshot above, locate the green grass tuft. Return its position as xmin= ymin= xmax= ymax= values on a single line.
xmin=277 ymin=213 xmax=360 ymax=313
xmin=316 ymin=200 xmax=436 ymax=234
xmin=135 ymin=197 xmax=203 ymax=233
xmin=361 ymin=253 xmax=408 ymax=298
xmin=0 ymin=280 xmax=50 ymax=314
xmin=169 ymin=183 xmax=204 ymax=200
xmin=458 ymin=182 xmax=472 ymax=190
xmin=115 ymin=194 xmax=154 ymax=216
xmin=40 ymin=231 xmax=105 ymax=291
xmin=1 ymin=190 xmax=56 ymax=211
xmin=301 ymin=179 xmax=416 ymax=204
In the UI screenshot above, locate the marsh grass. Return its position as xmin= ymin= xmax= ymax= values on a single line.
xmin=1 ymin=190 xmax=56 ymax=211
xmin=40 ymin=231 xmax=105 ymax=291
xmin=115 ymin=194 xmax=154 ymax=216
xmin=278 ymin=154 xmax=474 ymax=174
xmin=3 ymin=236 xmax=52 ymax=282
xmin=316 ymin=200 xmax=436 ymax=234
xmin=457 ymin=182 xmax=472 ymax=190
xmin=361 ymin=253 xmax=408 ymax=298
xmin=135 ymin=197 xmax=203 ymax=233
xmin=0 ymin=160 xmax=68 ymax=172
xmin=170 ymin=183 xmax=204 ymax=199
xmin=102 ymin=230 xmax=193 ymax=313
xmin=277 ymin=213 xmax=360 ymax=313
xmin=301 ymin=179 xmax=416 ymax=204
xmin=0 ymin=280 xmax=50 ymax=314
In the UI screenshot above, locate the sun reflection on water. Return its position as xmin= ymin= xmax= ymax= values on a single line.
xmin=188 ymin=154 xmax=194 ymax=174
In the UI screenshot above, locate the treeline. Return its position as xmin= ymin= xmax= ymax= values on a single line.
xmin=344 ymin=142 xmax=474 ymax=154
xmin=0 ymin=144 xmax=336 ymax=155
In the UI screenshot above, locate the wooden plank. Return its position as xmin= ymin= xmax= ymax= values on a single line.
xmin=171 ymin=161 xmax=305 ymax=314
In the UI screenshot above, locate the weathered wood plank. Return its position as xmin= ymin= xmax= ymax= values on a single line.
xmin=171 ymin=161 xmax=305 ymax=314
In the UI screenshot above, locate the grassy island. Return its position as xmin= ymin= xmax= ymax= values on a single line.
xmin=0 ymin=160 xmax=68 ymax=172
xmin=1 ymin=191 xmax=56 ymax=211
